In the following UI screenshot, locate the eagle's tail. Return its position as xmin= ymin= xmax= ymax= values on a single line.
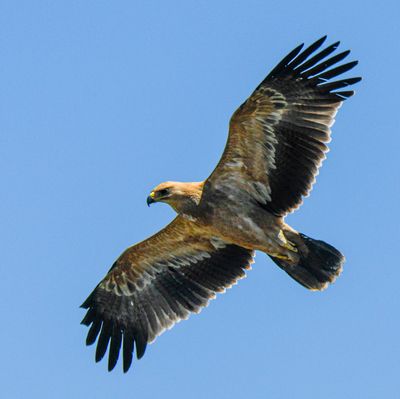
xmin=269 ymin=230 xmax=345 ymax=291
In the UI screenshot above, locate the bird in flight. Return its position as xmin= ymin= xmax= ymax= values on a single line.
xmin=81 ymin=36 xmax=360 ymax=372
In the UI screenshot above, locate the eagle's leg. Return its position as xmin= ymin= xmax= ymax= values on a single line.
xmin=259 ymin=226 xmax=300 ymax=262
xmin=248 ymin=231 xmax=299 ymax=263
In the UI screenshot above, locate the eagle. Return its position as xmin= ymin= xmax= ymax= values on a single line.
xmin=81 ymin=36 xmax=360 ymax=372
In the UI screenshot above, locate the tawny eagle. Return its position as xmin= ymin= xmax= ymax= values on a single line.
xmin=81 ymin=36 xmax=360 ymax=372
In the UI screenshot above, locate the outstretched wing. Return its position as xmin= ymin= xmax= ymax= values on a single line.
xmin=203 ymin=36 xmax=361 ymax=216
xmin=81 ymin=216 xmax=254 ymax=372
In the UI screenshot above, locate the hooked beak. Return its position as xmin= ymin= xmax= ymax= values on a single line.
xmin=147 ymin=192 xmax=156 ymax=207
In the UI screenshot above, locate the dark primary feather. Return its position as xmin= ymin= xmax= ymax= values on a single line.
xmin=81 ymin=243 xmax=254 ymax=372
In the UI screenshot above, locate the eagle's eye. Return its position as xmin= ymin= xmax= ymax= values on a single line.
xmin=158 ymin=188 xmax=170 ymax=197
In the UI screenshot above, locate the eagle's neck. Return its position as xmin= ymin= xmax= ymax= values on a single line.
xmin=169 ymin=181 xmax=204 ymax=218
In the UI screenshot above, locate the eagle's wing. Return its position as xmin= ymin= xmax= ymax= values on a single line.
xmin=81 ymin=216 xmax=254 ymax=372
xmin=203 ymin=36 xmax=361 ymax=216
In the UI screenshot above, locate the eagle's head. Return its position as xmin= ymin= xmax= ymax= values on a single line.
xmin=147 ymin=181 xmax=204 ymax=215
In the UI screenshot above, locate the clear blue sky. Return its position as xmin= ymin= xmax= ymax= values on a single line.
xmin=2 ymin=1 xmax=399 ymax=398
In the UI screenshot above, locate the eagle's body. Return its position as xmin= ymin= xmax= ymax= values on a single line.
xmin=81 ymin=37 xmax=361 ymax=372
xmin=205 ymin=194 xmax=286 ymax=258
xmin=165 ymin=181 xmax=284 ymax=256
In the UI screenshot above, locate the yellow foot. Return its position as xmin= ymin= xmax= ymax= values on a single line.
xmin=278 ymin=230 xmax=298 ymax=252
xmin=268 ymin=252 xmax=292 ymax=261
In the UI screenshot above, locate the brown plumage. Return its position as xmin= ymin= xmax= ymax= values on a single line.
xmin=81 ymin=36 xmax=361 ymax=372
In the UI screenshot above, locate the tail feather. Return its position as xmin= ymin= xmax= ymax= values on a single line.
xmin=269 ymin=232 xmax=344 ymax=291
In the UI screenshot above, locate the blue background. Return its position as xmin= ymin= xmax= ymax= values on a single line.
xmin=2 ymin=1 xmax=399 ymax=398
